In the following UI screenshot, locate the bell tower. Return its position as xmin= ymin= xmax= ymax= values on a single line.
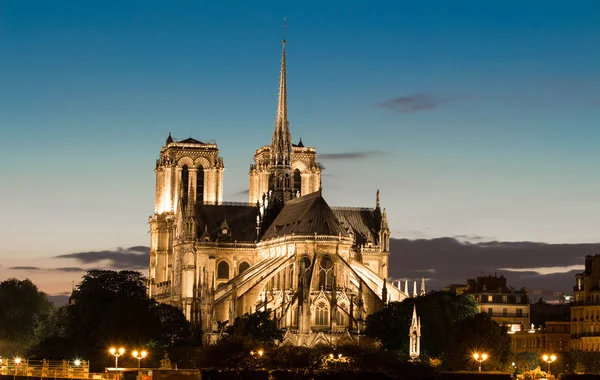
xmin=249 ymin=25 xmax=322 ymax=205
xmin=148 ymin=135 xmax=224 ymax=297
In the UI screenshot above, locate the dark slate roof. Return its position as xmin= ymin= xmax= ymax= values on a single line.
xmin=331 ymin=208 xmax=381 ymax=246
xmin=261 ymin=190 xmax=349 ymax=241
xmin=195 ymin=203 xmax=259 ymax=242
xmin=179 ymin=137 xmax=204 ymax=144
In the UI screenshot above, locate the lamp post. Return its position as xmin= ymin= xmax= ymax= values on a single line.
xmin=473 ymin=353 xmax=488 ymax=372
xmin=132 ymin=351 xmax=147 ymax=369
xmin=109 ymin=347 xmax=125 ymax=368
xmin=13 ymin=358 xmax=22 ymax=380
xmin=542 ymin=354 xmax=556 ymax=375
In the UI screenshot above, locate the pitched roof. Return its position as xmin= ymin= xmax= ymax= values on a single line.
xmin=195 ymin=203 xmax=259 ymax=242
xmin=261 ymin=190 xmax=349 ymax=241
xmin=331 ymin=208 xmax=381 ymax=246
xmin=179 ymin=137 xmax=204 ymax=144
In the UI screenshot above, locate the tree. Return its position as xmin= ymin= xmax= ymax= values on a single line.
xmin=444 ymin=312 xmax=513 ymax=371
xmin=365 ymin=291 xmax=479 ymax=356
xmin=31 ymin=270 xmax=190 ymax=371
xmin=225 ymin=310 xmax=283 ymax=344
xmin=154 ymin=303 xmax=191 ymax=346
xmin=0 ymin=278 xmax=53 ymax=355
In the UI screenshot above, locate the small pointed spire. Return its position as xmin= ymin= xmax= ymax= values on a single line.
xmin=166 ymin=132 xmax=173 ymax=144
xmin=381 ymin=278 xmax=388 ymax=305
xmin=420 ymin=278 xmax=426 ymax=296
xmin=376 ymin=189 xmax=380 ymax=209
xmin=297 ymin=137 xmax=304 ymax=147
xmin=271 ymin=18 xmax=292 ymax=167
xmin=413 ymin=280 xmax=418 ymax=297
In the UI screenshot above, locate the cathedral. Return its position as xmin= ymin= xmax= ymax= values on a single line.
xmin=148 ymin=37 xmax=411 ymax=346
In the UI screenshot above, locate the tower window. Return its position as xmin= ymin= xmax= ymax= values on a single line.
xmin=181 ymin=165 xmax=189 ymax=205
xmin=196 ymin=166 xmax=204 ymax=203
xmin=217 ymin=261 xmax=229 ymax=279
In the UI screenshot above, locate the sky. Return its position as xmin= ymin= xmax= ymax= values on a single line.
xmin=1 ymin=0 xmax=599 ymax=295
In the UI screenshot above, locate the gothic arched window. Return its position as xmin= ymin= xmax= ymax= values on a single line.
xmin=239 ymin=261 xmax=250 ymax=275
xmin=318 ymin=256 xmax=333 ymax=290
xmin=217 ymin=261 xmax=229 ymax=279
xmin=181 ymin=165 xmax=189 ymax=205
xmin=315 ymin=302 xmax=329 ymax=325
xmin=293 ymin=169 xmax=301 ymax=195
xmin=335 ymin=310 xmax=345 ymax=325
xmin=196 ymin=166 xmax=204 ymax=203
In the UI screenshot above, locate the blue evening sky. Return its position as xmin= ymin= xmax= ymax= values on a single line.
xmin=1 ymin=0 xmax=599 ymax=293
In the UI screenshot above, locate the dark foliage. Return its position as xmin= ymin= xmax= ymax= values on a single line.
xmin=0 ymin=278 xmax=54 ymax=356
xmin=444 ymin=313 xmax=512 ymax=371
xmin=29 ymin=270 xmax=190 ymax=371
xmin=365 ymin=290 xmax=479 ymax=356
xmin=225 ymin=310 xmax=283 ymax=344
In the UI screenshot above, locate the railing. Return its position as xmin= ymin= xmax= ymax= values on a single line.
xmin=489 ymin=312 xmax=529 ymax=318
xmin=0 ymin=359 xmax=90 ymax=379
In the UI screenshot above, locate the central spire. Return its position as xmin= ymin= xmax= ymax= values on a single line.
xmin=271 ymin=19 xmax=292 ymax=167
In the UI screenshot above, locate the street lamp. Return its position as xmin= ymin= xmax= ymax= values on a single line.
xmin=250 ymin=349 xmax=264 ymax=358
xmin=132 ymin=351 xmax=147 ymax=369
xmin=13 ymin=358 xmax=22 ymax=380
xmin=542 ymin=354 xmax=557 ymax=375
xmin=109 ymin=347 xmax=125 ymax=368
xmin=473 ymin=353 xmax=488 ymax=372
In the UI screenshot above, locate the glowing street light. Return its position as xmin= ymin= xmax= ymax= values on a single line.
xmin=132 ymin=351 xmax=147 ymax=369
xmin=473 ymin=353 xmax=488 ymax=372
xmin=13 ymin=358 xmax=22 ymax=380
xmin=109 ymin=347 xmax=125 ymax=368
xmin=250 ymin=349 xmax=264 ymax=358
xmin=542 ymin=354 xmax=557 ymax=375
xmin=73 ymin=360 xmax=81 ymax=367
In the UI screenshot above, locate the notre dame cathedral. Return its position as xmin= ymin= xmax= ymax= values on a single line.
xmin=148 ymin=37 xmax=411 ymax=346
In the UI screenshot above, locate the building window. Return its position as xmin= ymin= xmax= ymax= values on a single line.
xmin=217 ymin=261 xmax=229 ymax=279
xmin=238 ymin=261 xmax=250 ymax=275
xmin=502 ymin=296 xmax=508 ymax=303
xmin=516 ymin=296 xmax=521 ymax=303
xmin=318 ymin=256 xmax=334 ymax=290
xmin=488 ymin=308 xmax=493 ymax=315
xmin=293 ymin=169 xmax=301 ymax=195
xmin=488 ymin=295 xmax=493 ymax=302
xmin=335 ymin=310 xmax=345 ymax=325
xmin=516 ymin=308 xmax=522 ymax=317
xmin=503 ymin=308 xmax=508 ymax=316
xmin=315 ymin=302 xmax=329 ymax=325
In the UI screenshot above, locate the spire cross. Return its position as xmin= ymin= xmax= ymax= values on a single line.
xmin=283 ymin=17 xmax=287 ymax=43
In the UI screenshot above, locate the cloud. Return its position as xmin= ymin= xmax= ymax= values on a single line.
xmin=53 ymin=267 xmax=87 ymax=273
xmin=320 ymin=151 xmax=387 ymax=160
xmin=388 ymin=237 xmax=600 ymax=299
xmin=499 ymin=265 xmax=585 ymax=275
xmin=378 ymin=93 xmax=445 ymax=113
xmin=54 ymin=246 xmax=150 ymax=270
xmin=9 ymin=266 xmax=42 ymax=271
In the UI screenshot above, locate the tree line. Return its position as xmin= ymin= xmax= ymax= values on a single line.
xmin=1 ymin=271 xmax=590 ymax=376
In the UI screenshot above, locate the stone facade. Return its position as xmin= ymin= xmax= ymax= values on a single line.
xmin=571 ymin=255 xmax=600 ymax=351
xmin=147 ymin=38 xmax=407 ymax=345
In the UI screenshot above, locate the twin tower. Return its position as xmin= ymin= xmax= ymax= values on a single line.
xmin=152 ymin=38 xmax=321 ymax=218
